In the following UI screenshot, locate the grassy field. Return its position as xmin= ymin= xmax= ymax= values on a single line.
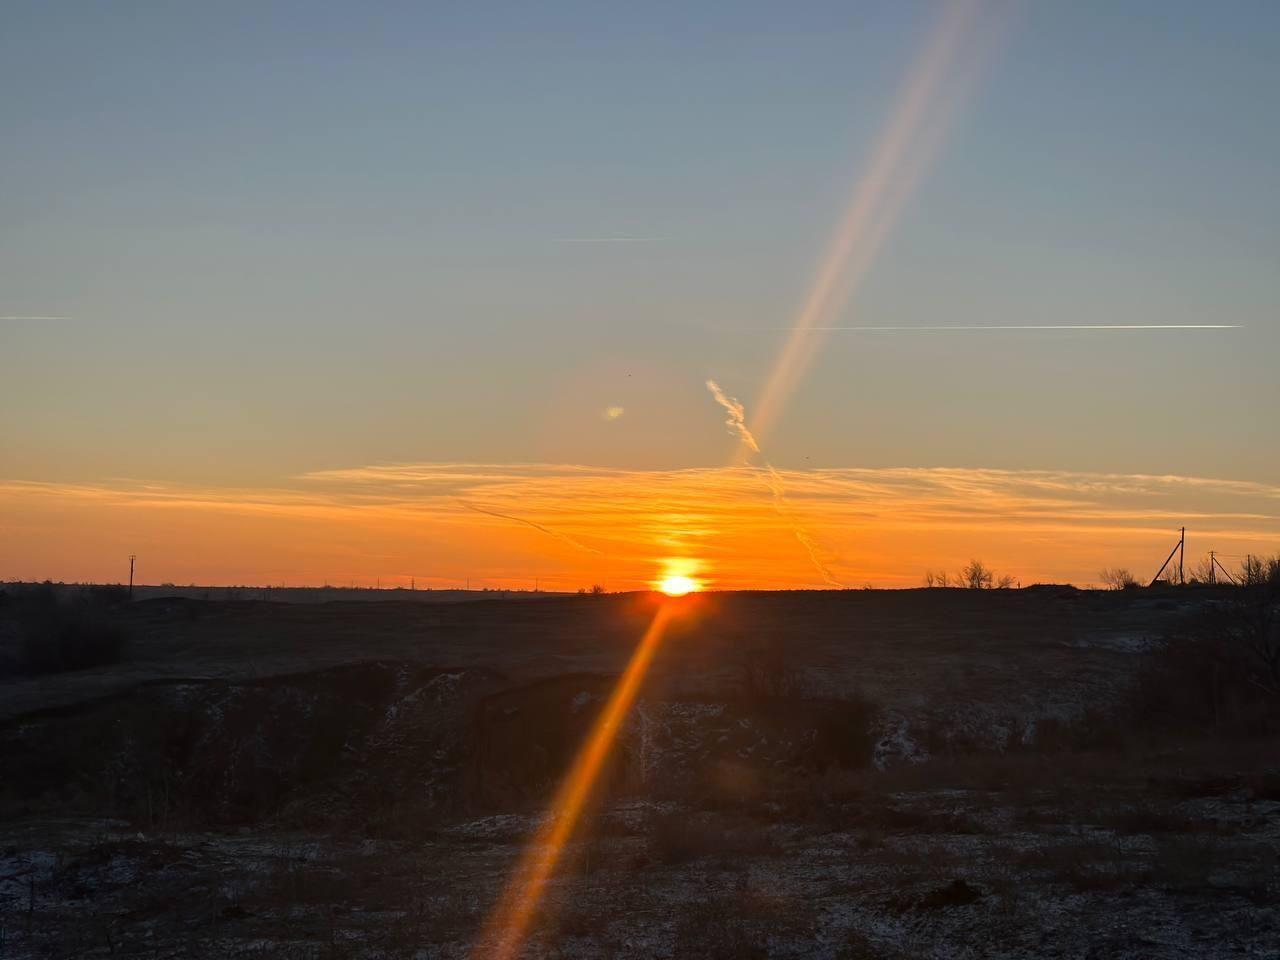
xmin=1 ymin=586 xmax=1276 ymax=957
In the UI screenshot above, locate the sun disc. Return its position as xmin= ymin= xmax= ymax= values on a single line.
xmin=658 ymin=575 xmax=698 ymax=597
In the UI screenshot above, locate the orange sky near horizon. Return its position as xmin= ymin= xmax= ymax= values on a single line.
xmin=4 ymin=462 xmax=1277 ymax=592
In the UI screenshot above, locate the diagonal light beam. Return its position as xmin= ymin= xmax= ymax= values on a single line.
xmin=478 ymin=4 xmax=1009 ymax=954
xmin=477 ymin=604 xmax=677 ymax=959
xmin=749 ymin=0 xmax=1005 ymax=448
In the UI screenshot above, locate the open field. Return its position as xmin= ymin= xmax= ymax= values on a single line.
xmin=1 ymin=587 xmax=1277 ymax=958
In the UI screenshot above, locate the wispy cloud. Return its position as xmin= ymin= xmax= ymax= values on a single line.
xmin=4 ymin=463 xmax=1278 ymax=588
xmin=705 ymin=380 xmax=760 ymax=454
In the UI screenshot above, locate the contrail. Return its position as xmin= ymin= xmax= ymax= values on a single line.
xmin=793 ymin=324 xmax=1241 ymax=332
xmin=0 ymin=316 xmax=72 ymax=320
xmin=706 ymin=380 xmax=843 ymax=587
xmin=705 ymin=378 xmax=760 ymax=454
xmin=457 ymin=500 xmax=602 ymax=555
xmin=763 ymin=464 xmax=844 ymax=589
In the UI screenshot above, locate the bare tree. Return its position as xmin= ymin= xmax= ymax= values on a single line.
xmin=1100 ymin=567 xmax=1140 ymax=590
xmin=1188 ymin=557 xmax=1216 ymax=584
xmin=1239 ymin=554 xmax=1280 ymax=589
xmin=960 ymin=559 xmax=994 ymax=590
xmin=925 ymin=570 xmax=958 ymax=588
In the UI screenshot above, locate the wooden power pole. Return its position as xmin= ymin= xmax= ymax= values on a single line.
xmin=1149 ymin=528 xmax=1187 ymax=587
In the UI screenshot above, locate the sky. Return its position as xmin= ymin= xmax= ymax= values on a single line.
xmin=2 ymin=1 xmax=1278 ymax=590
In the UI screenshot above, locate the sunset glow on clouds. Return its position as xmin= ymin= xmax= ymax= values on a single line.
xmin=4 ymin=464 xmax=1277 ymax=591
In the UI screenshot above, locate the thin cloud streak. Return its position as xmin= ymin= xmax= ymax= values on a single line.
xmin=5 ymin=463 xmax=1279 ymax=588
xmin=457 ymin=499 xmax=603 ymax=555
xmin=794 ymin=324 xmax=1242 ymax=332
xmin=554 ymin=237 xmax=658 ymax=243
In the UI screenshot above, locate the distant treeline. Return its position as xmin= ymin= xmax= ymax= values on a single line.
xmin=0 ymin=581 xmax=574 ymax=605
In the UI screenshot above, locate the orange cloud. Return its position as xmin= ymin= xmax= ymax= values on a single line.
xmin=2 ymin=464 xmax=1277 ymax=589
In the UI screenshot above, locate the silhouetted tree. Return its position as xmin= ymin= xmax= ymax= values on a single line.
xmin=1187 ymin=558 xmax=1216 ymax=584
xmin=1100 ymin=567 xmax=1140 ymax=590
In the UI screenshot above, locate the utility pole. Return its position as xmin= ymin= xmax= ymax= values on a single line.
xmin=128 ymin=554 xmax=136 ymax=600
xmin=1212 ymin=552 xmax=1238 ymax=585
xmin=1149 ymin=527 xmax=1188 ymax=587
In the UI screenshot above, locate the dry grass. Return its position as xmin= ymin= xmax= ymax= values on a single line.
xmin=647 ymin=810 xmax=781 ymax=865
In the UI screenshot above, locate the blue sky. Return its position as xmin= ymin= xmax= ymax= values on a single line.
xmin=3 ymin=1 xmax=1277 ymax=488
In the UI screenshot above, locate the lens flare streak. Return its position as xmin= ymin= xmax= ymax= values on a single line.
xmin=476 ymin=605 xmax=676 ymax=960
xmin=750 ymin=0 xmax=1004 ymax=448
xmin=477 ymin=3 xmax=1006 ymax=952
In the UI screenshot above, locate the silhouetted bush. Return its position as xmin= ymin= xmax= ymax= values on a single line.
xmin=736 ymin=638 xmax=810 ymax=699
xmin=86 ymin=583 xmax=130 ymax=605
xmin=1100 ymin=567 xmax=1140 ymax=590
xmin=16 ymin=604 xmax=129 ymax=674
xmin=806 ymin=694 xmax=879 ymax=770
xmin=926 ymin=561 xmax=1015 ymax=589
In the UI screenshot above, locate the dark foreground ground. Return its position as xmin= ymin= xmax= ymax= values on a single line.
xmin=1 ymin=587 xmax=1277 ymax=958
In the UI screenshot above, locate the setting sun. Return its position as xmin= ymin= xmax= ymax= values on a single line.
xmin=658 ymin=575 xmax=699 ymax=597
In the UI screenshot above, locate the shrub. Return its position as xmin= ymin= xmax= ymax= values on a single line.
xmin=86 ymin=583 xmax=130 ymax=605
xmin=17 ymin=604 xmax=129 ymax=674
xmin=1126 ymin=597 xmax=1280 ymax=738
xmin=958 ymin=560 xmax=1015 ymax=590
xmin=736 ymin=639 xmax=810 ymax=699
xmin=1099 ymin=568 xmax=1140 ymax=590
xmin=806 ymin=695 xmax=879 ymax=770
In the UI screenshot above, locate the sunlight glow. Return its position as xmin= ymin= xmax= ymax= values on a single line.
xmin=658 ymin=574 xmax=698 ymax=596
